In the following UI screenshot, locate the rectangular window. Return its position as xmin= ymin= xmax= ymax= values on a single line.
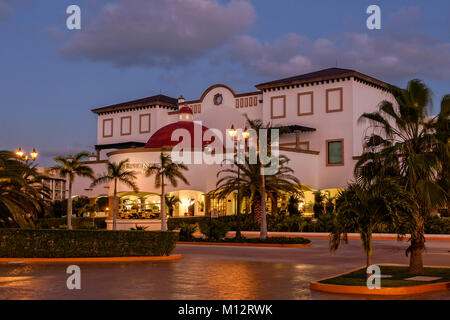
xmin=235 ymin=99 xmax=239 ymax=108
xmin=121 ymin=116 xmax=132 ymax=135
xmin=102 ymin=118 xmax=113 ymax=138
xmin=326 ymin=139 xmax=344 ymax=166
xmin=326 ymin=88 xmax=343 ymax=113
xmin=297 ymin=91 xmax=314 ymax=116
xmin=139 ymin=114 xmax=151 ymax=133
xmin=270 ymin=95 xmax=286 ymax=119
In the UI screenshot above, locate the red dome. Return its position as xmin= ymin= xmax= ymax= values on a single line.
xmin=145 ymin=122 xmax=213 ymax=149
xmin=179 ymin=106 xmax=193 ymax=114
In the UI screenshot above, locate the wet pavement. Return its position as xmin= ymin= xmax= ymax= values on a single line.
xmin=0 ymin=238 xmax=449 ymax=300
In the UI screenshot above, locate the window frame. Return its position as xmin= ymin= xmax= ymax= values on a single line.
xmin=326 ymin=138 xmax=344 ymax=166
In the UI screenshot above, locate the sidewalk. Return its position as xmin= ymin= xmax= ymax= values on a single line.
xmin=221 ymin=231 xmax=450 ymax=241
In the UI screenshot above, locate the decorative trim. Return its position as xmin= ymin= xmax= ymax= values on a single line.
xmin=326 ymin=138 xmax=344 ymax=166
xmin=279 ymin=146 xmax=319 ymax=155
xmin=213 ymin=93 xmax=223 ymax=105
xmin=280 ymin=141 xmax=310 ymax=150
xmin=297 ymin=91 xmax=314 ymax=116
xmin=270 ymin=95 xmax=286 ymax=119
xmin=326 ymin=87 xmax=343 ymax=113
xmin=0 ymin=255 xmax=183 ymax=263
xmin=139 ymin=113 xmax=151 ymax=134
xmin=120 ymin=116 xmax=132 ymax=136
xmin=102 ymin=118 xmax=113 ymax=138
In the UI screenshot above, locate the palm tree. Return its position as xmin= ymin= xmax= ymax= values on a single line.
xmin=0 ymin=151 xmax=47 ymax=227
xmin=214 ymin=154 xmax=301 ymax=239
xmin=356 ymin=80 xmax=448 ymax=272
xmin=433 ymin=95 xmax=450 ymax=214
xmin=51 ymin=152 xmax=94 ymax=230
xmin=331 ymin=178 xmax=414 ymax=270
xmin=91 ymin=159 xmax=139 ymax=230
xmin=165 ymin=195 xmax=180 ymax=217
xmin=145 ymin=152 xmax=189 ymax=231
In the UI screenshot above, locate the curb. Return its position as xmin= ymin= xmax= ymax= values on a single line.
xmin=310 ymin=264 xmax=450 ymax=296
xmin=177 ymin=241 xmax=312 ymax=248
xmin=0 ymin=254 xmax=183 ymax=263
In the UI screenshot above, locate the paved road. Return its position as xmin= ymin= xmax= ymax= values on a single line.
xmin=0 ymin=239 xmax=448 ymax=299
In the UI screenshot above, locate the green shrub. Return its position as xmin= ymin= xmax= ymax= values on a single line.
xmin=199 ymin=219 xmax=230 ymax=241
xmin=179 ymin=222 xmax=197 ymax=241
xmin=275 ymin=216 xmax=307 ymax=232
xmin=0 ymin=229 xmax=178 ymax=257
xmin=425 ymin=215 xmax=450 ymax=234
xmin=183 ymin=236 xmax=310 ymax=244
xmin=168 ymin=217 xmax=207 ymax=230
xmin=35 ymin=217 xmax=106 ymax=230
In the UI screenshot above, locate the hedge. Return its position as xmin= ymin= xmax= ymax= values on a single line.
xmin=0 ymin=229 xmax=178 ymax=257
xmin=168 ymin=214 xmax=450 ymax=234
xmin=35 ymin=217 xmax=107 ymax=230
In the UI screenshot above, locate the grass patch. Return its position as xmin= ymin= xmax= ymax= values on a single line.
xmin=180 ymin=236 xmax=311 ymax=244
xmin=320 ymin=265 xmax=450 ymax=287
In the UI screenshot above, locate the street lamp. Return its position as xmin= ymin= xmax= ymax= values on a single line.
xmin=16 ymin=147 xmax=38 ymax=163
xmin=228 ymin=125 xmax=249 ymax=239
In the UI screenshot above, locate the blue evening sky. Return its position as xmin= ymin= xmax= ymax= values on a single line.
xmin=0 ymin=0 xmax=449 ymax=165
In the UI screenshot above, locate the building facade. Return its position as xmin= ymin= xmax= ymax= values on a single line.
xmin=71 ymin=68 xmax=394 ymax=220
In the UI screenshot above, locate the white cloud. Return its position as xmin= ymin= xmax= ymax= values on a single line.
xmin=60 ymin=0 xmax=255 ymax=68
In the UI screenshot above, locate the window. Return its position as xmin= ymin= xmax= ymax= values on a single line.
xmin=270 ymin=95 xmax=286 ymax=119
xmin=326 ymin=88 xmax=343 ymax=112
xmin=139 ymin=114 xmax=151 ymax=133
xmin=326 ymin=139 xmax=344 ymax=166
xmin=298 ymin=91 xmax=314 ymax=116
xmin=120 ymin=116 xmax=131 ymax=136
xmin=102 ymin=118 xmax=113 ymax=138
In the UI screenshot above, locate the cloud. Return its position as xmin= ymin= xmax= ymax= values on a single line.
xmin=229 ymin=33 xmax=312 ymax=77
xmin=60 ymin=0 xmax=255 ymax=68
xmin=227 ymin=6 xmax=450 ymax=81
xmin=0 ymin=1 xmax=12 ymax=20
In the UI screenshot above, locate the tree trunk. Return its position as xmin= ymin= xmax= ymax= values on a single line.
xmin=270 ymin=192 xmax=278 ymax=216
xmin=113 ymin=179 xmax=117 ymax=230
xmin=160 ymin=175 xmax=167 ymax=231
xmin=366 ymin=254 xmax=372 ymax=269
xmin=253 ymin=194 xmax=262 ymax=223
xmin=67 ymin=176 xmax=72 ymax=230
xmin=409 ymin=213 xmax=425 ymax=273
xmin=260 ymin=175 xmax=267 ymax=240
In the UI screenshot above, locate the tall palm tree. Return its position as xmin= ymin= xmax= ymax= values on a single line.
xmin=331 ymin=178 xmax=414 ymax=270
xmin=0 ymin=151 xmax=47 ymax=227
xmin=356 ymin=79 xmax=448 ymax=273
xmin=145 ymin=152 xmax=189 ymax=231
xmin=165 ymin=194 xmax=180 ymax=217
xmin=91 ymin=159 xmax=139 ymax=230
xmin=433 ymin=95 xmax=450 ymax=213
xmin=51 ymin=152 xmax=94 ymax=230
xmin=214 ymin=154 xmax=301 ymax=239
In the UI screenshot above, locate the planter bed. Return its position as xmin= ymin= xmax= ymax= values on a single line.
xmin=178 ymin=236 xmax=311 ymax=247
xmin=310 ymin=264 xmax=450 ymax=295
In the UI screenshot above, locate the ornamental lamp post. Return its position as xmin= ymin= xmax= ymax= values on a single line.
xmin=228 ymin=125 xmax=249 ymax=239
xmin=16 ymin=147 xmax=38 ymax=164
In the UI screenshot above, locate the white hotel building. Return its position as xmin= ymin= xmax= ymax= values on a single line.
xmin=71 ymin=68 xmax=393 ymax=220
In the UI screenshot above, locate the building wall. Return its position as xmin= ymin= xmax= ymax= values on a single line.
xmin=82 ymin=76 xmax=394 ymax=199
xmin=96 ymin=107 xmax=173 ymax=145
